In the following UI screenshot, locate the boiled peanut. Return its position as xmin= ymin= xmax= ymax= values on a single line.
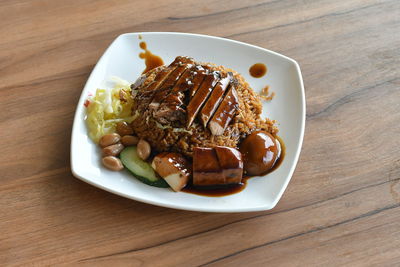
xmin=102 ymin=143 xmax=124 ymax=157
xmin=102 ymin=156 xmax=123 ymax=171
xmin=99 ymin=133 xmax=121 ymax=148
xmin=121 ymin=135 xmax=139 ymax=146
xmin=116 ymin=122 xmax=134 ymax=136
xmin=137 ymin=139 xmax=151 ymax=160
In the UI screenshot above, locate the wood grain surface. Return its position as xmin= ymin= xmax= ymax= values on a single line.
xmin=1 ymin=0 xmax=399 ymax=266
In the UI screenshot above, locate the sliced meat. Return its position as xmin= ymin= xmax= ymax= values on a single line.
xmin=153 ymin=95 xmax=186 ymax=124
xmin=153 ymin=65 xmax=197 ymax=123
xmin=139 ymin=68 xmax=173 ymax=94
xmin=186 ymin=71 xmax=220 ymax=127
xmin=208 ymin=84 xmax=239 ymax=135
xmin=169 ymin=65 xmax=197 ymax=95
xmin=149 ymin=57 xmax=194 ymax=111
xmin=130 ymin=74 xmax=146 ymax=91
xmin=141 ymin=58 xmax=179 ymax=93
xmin=199 ymin=72 xmax=232 ymax=127
xmin=135 ymin=57 xmax=190 ymax=111
xmin=193 ymin=146 xmax=243 ymax=186
xmin=214 ymin=146 xmax=243 ymax=184
xmin=131 ymin=57 xmax=242 ymax=135
xmin=189 ymin=65 xmax=209 ymax=98
xmin=134 ymin=66 xmax=177 ymax=111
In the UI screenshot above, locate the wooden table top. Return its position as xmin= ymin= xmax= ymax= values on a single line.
xmin=1 ymin=0 xmax=399 ymax=265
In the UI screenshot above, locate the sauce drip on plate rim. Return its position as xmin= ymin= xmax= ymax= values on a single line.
xmin=138 ymin=40 xmax=164 ymax=74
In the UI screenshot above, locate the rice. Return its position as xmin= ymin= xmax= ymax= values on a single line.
xmin=130 ymin=62 xmax=278 ymax=157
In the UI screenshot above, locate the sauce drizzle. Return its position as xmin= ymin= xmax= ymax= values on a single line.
xmin=249 ymin=63 xmax=267 ymax=78
xmin=138 ymin=41 xmax=164 ymax=74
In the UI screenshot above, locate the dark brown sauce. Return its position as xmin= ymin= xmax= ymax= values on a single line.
xmin=182 ymin=182 xmax=247 ymax=197
xmin=138 ymin=41 xmax=164 ymax=74
xmin=183 ymin=135 xmax=285 ymax=197
xmin=249 ymin=63 xmax=267 ymax=78
xmin=139 ymin=41 xmax=147 ymax=50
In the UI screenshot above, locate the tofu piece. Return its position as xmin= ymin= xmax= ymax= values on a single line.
xmin=193 ymin=147 xmax=225 ymax=185
xmin=152 ymin=152 xmax=191 ymax=192
xmin=214 ymin=146 xmax=243 ymax=184
xmin=193 ymin=146 xmax=243 ymax=186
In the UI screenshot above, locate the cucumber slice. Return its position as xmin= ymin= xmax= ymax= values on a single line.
xmin=120 ymin=146 xmax=169 ymax=188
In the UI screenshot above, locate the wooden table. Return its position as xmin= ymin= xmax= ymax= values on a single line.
xmin=1 ymin=0 xmax=399 ymax=265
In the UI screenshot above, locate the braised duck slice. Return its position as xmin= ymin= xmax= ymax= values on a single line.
xmin=208 ymin=84 xmax=239 ymax=136
xmin=186 ymin=71 xmax=220 ymax=127
xmin=193 ymin=146 xmax=243 ymax=186
xmin=189 ymin=65 xmax=209 ymax=98
xmin=140 ymin=56 xmax=185 ymax=94
xmin=169 ymin=64 xmax=205 ymax=97
xmin=148 ymin=57 xmax=194 ymax=110
xmin=153 ymin=65 xmax=197 ymax=123
xmin=134 ymin=68 xmax=176 ymax=110
xmin=135 ymin=57 xmax=191 ymax=111
xmin=199 ymin=72 xmax=232 ymax=127
xmin=130 ymin=74 xmax=147 ymax=91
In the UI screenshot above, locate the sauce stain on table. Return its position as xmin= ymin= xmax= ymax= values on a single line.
xmin=249 ymin=63 xmax=267 ymax=78
xmin=138 ymin=41 xmax=164 ymax=74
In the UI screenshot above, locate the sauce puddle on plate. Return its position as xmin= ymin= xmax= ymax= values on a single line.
xmin=249 ymin=63 xmax=267 ymax=78
xmin=138 ymin=39 xmax=164 ymax=74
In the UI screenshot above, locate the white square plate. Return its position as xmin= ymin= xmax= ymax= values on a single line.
xmin=71 ymin=32 xmax=305 ymax=212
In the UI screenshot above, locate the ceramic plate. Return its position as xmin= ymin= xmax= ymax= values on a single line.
xmin=71 ymin=32 xmax=305 ymax=212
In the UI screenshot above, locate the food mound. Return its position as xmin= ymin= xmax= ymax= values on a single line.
xmin=129 ymin=56 xmax=277 ymax=157
xmin=86 ymin=56 xmax=282 ymax=194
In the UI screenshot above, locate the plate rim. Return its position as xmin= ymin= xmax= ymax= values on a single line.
xmin=70 ymin=32 xmax=306 ymax=213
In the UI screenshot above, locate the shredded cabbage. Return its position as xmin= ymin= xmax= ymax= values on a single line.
xmin=85 ymin=77 xmax=135 ymax=143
